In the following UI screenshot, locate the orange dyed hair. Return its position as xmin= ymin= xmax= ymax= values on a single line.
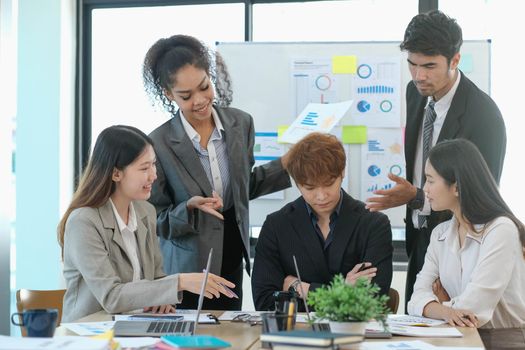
xmin=285 ymin=132 xmax=345 ymax=186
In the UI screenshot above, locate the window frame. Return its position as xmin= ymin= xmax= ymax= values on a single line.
xmin=77 ymin=0 xmax=437 ymax=264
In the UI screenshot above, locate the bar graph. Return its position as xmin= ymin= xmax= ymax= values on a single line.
xmin=357 ymin=85 xmax=394 ymax=94
xmin=300 ymin=112 xmax=319 ymax=126
xmin=368 ymin=140 xmax=384 ymax=152
xmin=367 ymin=183 xmax=393 ymax=192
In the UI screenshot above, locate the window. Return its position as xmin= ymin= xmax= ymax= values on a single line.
xmin=90 ymin=4 xmax=244 ymax=144
xmin=253 ymin=0 xmax=417 ymax=41
xmin=439 ymin=0 xmax=525 ymax=222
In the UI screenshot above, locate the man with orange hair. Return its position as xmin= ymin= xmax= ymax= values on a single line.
xmin=252 ymin=133 xmax=393 ymax=311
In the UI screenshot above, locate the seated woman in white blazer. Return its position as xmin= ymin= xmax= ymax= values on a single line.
xmin=408 ymin=139 xmax=525 ymax=334
xmin=58 ymin=125 xmax=235 ymax=322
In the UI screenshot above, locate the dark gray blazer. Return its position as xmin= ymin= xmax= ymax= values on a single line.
xmin=62 ymin=200 xmax=181 ymax=322
xmin=149 ymin=106 xmax=291 ymax=276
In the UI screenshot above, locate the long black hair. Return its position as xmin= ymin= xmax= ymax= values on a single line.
xmin=58 ymin=125 xmax=153 ymax=257
xmin=428 ymin=139 xmax=525 ymax=256
xmin=142 ymin=34 xmax=233 ymax=114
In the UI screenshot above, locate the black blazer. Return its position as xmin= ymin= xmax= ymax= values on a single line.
xmin=251 ymin=190 xmax=393 ymax=311
xmin=404 ymin=72 xmax=507 ymax=255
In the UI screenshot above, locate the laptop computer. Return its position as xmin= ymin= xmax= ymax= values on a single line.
xmin=113 ymin=248 xmax=213 ymax=337
xmin=291 ymin=255 xmax=330 ymax=332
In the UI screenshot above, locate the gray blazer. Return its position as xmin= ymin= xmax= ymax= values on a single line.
xmin=62 ymin=200 xmax=181 ymax=322
xmin=149 ymin=106 xmax=291 ymax=276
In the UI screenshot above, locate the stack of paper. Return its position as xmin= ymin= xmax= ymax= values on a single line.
xmin=388 ymin=325 xmax=463 ymax=338
xmin=388 ymin=315 xmax=447 ymax=327
xmin=361 ymin=340 xmax=483 ymax=350
xmin=61 ymin=321 xmax=115 ymax=336
xmin=0 ymin=335 xmax=109 ymax=350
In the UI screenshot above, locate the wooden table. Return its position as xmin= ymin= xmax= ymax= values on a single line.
xmin=56 ymin=312 xmax=485 ymax=349
xmin=55 ymin=311 xmax=260 ymax=350
xmin=251 ymin=327 xmax=484 ymax=349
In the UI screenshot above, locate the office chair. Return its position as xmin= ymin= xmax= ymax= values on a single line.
xmin=387 ymin=288 xmax=400 ymax=314
xmin=15 ymin=289 xmax=66 ymax=336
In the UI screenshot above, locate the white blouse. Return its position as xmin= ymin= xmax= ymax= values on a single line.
xmin=109 ymin=199 xmax=142 ymax=282
xmin=408 ymin=216 xmax=525 ymax=328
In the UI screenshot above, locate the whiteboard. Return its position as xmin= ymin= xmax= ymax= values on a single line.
xmin=217 ymin=41 xmax=491 ymax=229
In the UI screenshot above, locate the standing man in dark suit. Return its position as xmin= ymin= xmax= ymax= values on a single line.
xmin=252 ymin=133 xmax=393 ymax=311
xmin=366 ymin=10 xmax=506 ymax=310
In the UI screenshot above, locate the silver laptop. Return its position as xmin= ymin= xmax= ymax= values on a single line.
xmin=113 ymin=248 xmax=213 ymax=337
xmin=292 ymin=255 xmax=330 ymax=332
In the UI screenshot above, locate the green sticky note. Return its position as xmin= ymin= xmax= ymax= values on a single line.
xmin=332 ymin=55 xmax=357 ymax=74
xmin=342 ymin=125 xmax=367 ymax=144
xmin=458 ymin=53 xmax=473 ymax=73
xmin=277 ymin=125 xmax=289 ymax=143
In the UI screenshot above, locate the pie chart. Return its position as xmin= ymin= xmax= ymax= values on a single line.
xmin=357 ymin=100 xmax=371 ymax=113
xmin=368 ymin=165 xmax=381 ymax=177
xmin=315 ymin=75 xmax=331 ymax=91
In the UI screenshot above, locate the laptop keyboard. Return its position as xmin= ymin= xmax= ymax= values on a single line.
xmin=147 ymin=321 xmax=188 ymax=334
xmin=312 ymin=323 xmax=331 ymax=331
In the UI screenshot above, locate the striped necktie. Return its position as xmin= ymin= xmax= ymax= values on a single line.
xmin=418 ymin=99 xmax=437 ymax=228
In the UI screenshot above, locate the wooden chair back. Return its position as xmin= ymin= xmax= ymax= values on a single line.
xmin=387 ymin=287 xmax=400 ymax=313
xmin=15 ymin=289 xmax=66 ymax=336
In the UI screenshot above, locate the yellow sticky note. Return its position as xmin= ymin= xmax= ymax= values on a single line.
xmin=277 ymin=125 xmax=289 ymax=143
xmin=342 ymin=125 xmax=367 ymax=144
xmin=332 ymin=55 xmax=357 ymax=74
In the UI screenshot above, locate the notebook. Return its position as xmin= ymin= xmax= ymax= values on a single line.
xmin=160 ymin=335 xmax=231 ymax=349
xmin=113 ymin=248 xmax=213 ymax=337
xmin=260 ymin=330 xmax=364 ymax=347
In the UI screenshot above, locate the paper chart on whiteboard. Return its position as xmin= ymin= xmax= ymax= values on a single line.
xmin=351 ymin=57 xmax=401 ymax=128
xmin=360 ymin=128 xmax=405 ymax=200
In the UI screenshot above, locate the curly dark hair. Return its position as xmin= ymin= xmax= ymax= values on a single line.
xmin=143 ymin=34 xmax=233 ymax=114
xmin=400 ymin=10 xmax=462 ymax=63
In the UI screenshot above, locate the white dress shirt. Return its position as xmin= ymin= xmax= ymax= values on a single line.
xmin=412 ymin=72 xmax=461 ymax=228
xmin=109 ymin=199 xmax=142 ymax=282
xmin=179 ymin=108 xmax=232 ymax=208
xmin=408 ymin=216 xmax=525 ymax=328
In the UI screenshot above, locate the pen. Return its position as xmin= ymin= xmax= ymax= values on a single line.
xmin=286 ymin=301 xmax=295 ymax=330
xmin=202 ymin=269 xmax=239 ymax=298
xmin=358 ymin=263 xmax=370 ymax=272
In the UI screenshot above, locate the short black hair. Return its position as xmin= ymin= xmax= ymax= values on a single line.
xmin=400 ymin=10 xmax=462 ymax=62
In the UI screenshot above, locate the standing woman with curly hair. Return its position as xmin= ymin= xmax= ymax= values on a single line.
xmin=143 ymin=35 xmax=291 ymax=310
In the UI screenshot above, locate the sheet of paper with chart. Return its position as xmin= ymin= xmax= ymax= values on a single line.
xmin=279 ymin=100 xmax=353 ymax=144
xmin=360 ymin=128 xmax=405 ymax=200
xmin=350 ymin=56 xmax=401 ymax=127
xmin=291 ymin=58 xmax=344 ymax=118
xmin=254 ymin=132 xmax=286 ymax=199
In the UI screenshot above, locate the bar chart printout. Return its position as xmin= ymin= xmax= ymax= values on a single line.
xmin=279 ymin=100 xmax=353 ymax=144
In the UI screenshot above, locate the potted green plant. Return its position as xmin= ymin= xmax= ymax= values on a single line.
xmin=307 ymin=274 xmax=389 ymax=335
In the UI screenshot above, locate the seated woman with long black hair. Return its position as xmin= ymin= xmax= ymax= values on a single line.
xmin=58 ymin=125 xmax=235 ymax=322
xmin=408 ymin=139 xmax=525 ymax=349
